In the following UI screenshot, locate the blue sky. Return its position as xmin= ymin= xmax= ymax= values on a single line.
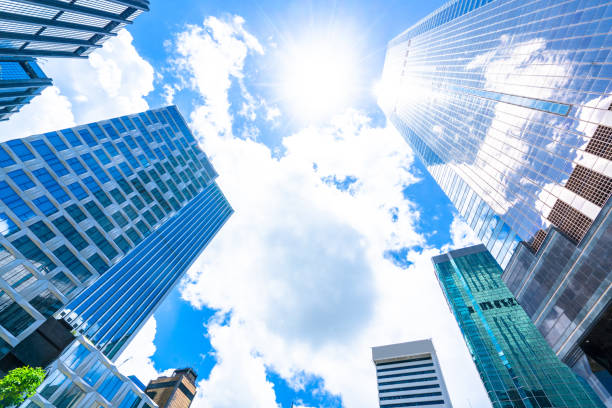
xmin=0 ymin=1 xmax=492 ymax=407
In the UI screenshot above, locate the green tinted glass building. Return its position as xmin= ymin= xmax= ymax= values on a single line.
xmin=432 ymin=244 xmax=603 ymax=408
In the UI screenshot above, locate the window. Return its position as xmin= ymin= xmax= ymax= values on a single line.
xmin=2 ymin=265 xmax=35 ymax=292
xmin=30 ymin=289 xmax=62 ymax=318
xmin=0 ymin=290 xmax=35 ymax=336
xmin=50 ymin=272 xmax=77 ymax=296
xmin=109 ymin=167 xmax=134 ymax=194
xmin=8 ymin=169 xmax=35 ymax=190
xmin=53 ymin=382 xmax=84 ymax=408
xmin=137 ymin=170 xmax=151 ymax=183
xmin=30 ymin=140 xmax=69 ymax=176
xmin=119 ymin=162 xmax=134 ymax=177
xmin=0 ymin=146 xmax=15 ymax=167
xmin=111 ymin=212 xmax=128 ymax=228
xmin=0 ymin=213 xmax=18 ymax=237
xmin=78 ymin=129 xmax=97 ymax=147
xmin=136 ymin=221 xmax=150 ymax=237
xmin=89 ymin=124 xmax=106 ymax=142
xmin=65 ymin=204 xmax=86 ymax=223
xmin=94 ymin=149 xmax=111 ymax=165
xmin=61 ymin=129 xmax=82 ymax=147
xmin=143 ymin=211 xmax=156 ymax=226
xmin=118 ymin=392 xmax=141 ymax=408
xmin=111 ymin=118 xmax=126 ymax=133
xmin=152 ymin=205 xmax=165 ymax=220
xmin=52 ymin=216 xmax=88 ymax=250
xmin=126 ymin=228 xmax=141 ymax=245
xmin=33 ymin=168 xmax=70 ymax=203
xmin=110 ymin=188 xmax=126 ymax=204
xmin=116 ymin=142 xmax=139 ymax=168
xmin=33 ymin=195 xmax=58 ymax=216
xmin=103 ymin=142 xmax=119 ymax=157
xmin=131 ymin=196 xmax=145 ymax=210
xmin=84 ymin=360 xmax=107 ymax=386
xmin=7 ymin=139 xmax=34 ymax=161
xmin=0 ymin=181 xmax=35 ymax=221
xmin=123 ymin=205 xmax=138 ymax=221
xmin=83 ymin=177 xmax=111 ymax=206
xmin=120 ymin=116 xmax=135 ymax=130
xmin=40 ymin=370 xmax=68 ymax=399
xmin=45 ymin=132 xmax=68 ymax=151
xmin=114 ymin=236 xmax=131 ymax=254
xmin=124 ymin=135 xmax=137 ymax=149
xmin=67 ymin=157 xmax=87 ymax=175
xmin=84 ymin=201 xmax=114 ymax=231
xmin=67 ymin=182 xmax=88 ymax=200
xmin=0 ymin=244 xmax=15 ymax=268
xmin=53 ymin=245 xmax=92 ymax=282
xmin=29 ymin=221 xmax=55 ymax=242
xmin=103 ymin=124 xmax=120 ymax=140
xmin=81 ymin=154 xmax=110 ymax=183
xmin=87 ymin=253 xmax=109 ymax=274
xmin=85 ymin=227 xmax=118 ymax=259
xmin=98 ymin=375 xmax=122 ymax=401
xmin=12 ymin=235 xmax=56 ymax=272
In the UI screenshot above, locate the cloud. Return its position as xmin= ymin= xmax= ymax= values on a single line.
xmin=0 ymin=29 xmax=154 ymax=141
xmin=167 ymin=15 xmax=490 ymax=408
xmin=117 ymin=317 xmax=172 ymax=385
xmin=443 ymin=215 xmax=480 ymax=251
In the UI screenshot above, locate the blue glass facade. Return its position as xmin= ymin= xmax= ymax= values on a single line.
xmin=0 ymin=106 xmax=231 ymax=362
xmin=433 ymin=245 xmax=604 ymax=408
xmin=0 ymin=58 xmax=51 ymax=121
xmin=381 ymin=0 xmax=612 ymax=267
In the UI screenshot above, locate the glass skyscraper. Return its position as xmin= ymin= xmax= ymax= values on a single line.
xmin=380 ymin=0 xmax=612 ymax=267
xmin=433 ymin=244 xmax=603 ymax=408
xmin=0 ymin=0 xmax=150 ymax=119
xmin=0 ymin=58 xmax=51 ymax=121
xmin=0 ymin=105 xmax=232 ymax=365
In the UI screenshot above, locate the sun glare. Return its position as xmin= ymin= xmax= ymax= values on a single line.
xmin=277 ymin=35 xmax=359 ymax=122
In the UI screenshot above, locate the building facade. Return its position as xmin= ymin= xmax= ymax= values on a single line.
xmin=0 ymin=58 xmax=51 ymax=121
xmin=145 ymin=368 xmax=197 ymax=408
xmin=379 ymin=0 xmax=612 ymax=267
xmin=433 ymin=244 xmax=603 ymax=408
xmin=0 ymin=105 xmax=232 ymax=367
xmin=371 ymin=339 xmax=453 ymax=408
xmin=22 ymin=336 xmax=157 ymax=408
xmin=0 ymin=0 xmax=150 ymax=119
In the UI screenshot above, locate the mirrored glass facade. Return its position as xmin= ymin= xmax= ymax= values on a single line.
xmin=0 ymin=57 xmax=51 ymax=121
xmin=433 ymin=245 xmax=604 ymax=408
xmin=0 ymin=105 xmax=232 ymax=362
xmin=381 ymin=0 xmax=612 ymax=267
xmin=0 ymin=0 xmax=149 ymax=58
xmin=21 ymin=336 xmax=157 ymax=408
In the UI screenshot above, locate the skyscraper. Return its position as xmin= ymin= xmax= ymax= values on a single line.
xmin=372 ymin=339 xmax=453 ymax=408
xmin=379 ymin=0 xmax=612 ymax=267
xmin=0 ymin=0 xmax=150 ymax=119
xmin=380 ymin=0 xmax=612 ymax=400
xmin=0 ymin=58 xmax=51 ymax=121
xmin=0 ymin=105 xmax=232 ymax=369
xmin=145 ymin=368 xmax=197 ymax=408
xmin=433 ymin=244 xmax=603 ymax=408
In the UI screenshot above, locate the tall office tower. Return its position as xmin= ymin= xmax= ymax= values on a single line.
xmin=380 ymin=0 xmax=612 ymax=400
xmin=371 ymin=339 xmax=453 ymax=408
xmin=0 ymin=105 xmax=232 ymax=374
xmin=0 ymin=58 xmax=51 ymax=121
xmin=433 ymin=244 xmax=604 ymax=408
xmin=145 ymin=368 xmax=197 ymax=408
xmin=0 ymin=0 xmax=150 ymax=119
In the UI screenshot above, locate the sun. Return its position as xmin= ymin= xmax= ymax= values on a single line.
xmin=276 ymin=32 xmax=359 ymax=122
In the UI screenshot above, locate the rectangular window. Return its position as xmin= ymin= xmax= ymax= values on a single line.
xmin=65 ymin=204 xmax=86 ymax=223
xmin=0 ymin=213 xmax=18 ymax=237
xmin=78 ymin=128 xmax=97 ymax=147
xmin=0 ymin=291 xmax=35 ymax=336
xmin=83 ymin=177 xmax=111 ymax=207
xmin=99 ymin=375 xmax=122 ymax=402
xmin=114 ymin=235 xmax=131 ymax=254
xmin=143 ymin=210 xmax=156 ymax=226
xmin=152 ymin=204 xmax=164 ymax=220
xmin=136 ymin=220 xmax=150 ymax=237
xmin=29 ymin=221 xmax=55 ymax=242
xmin=103 ymin=142 xmax=119 ymax=157
xmin=81 ymin=153 xmax=110 ymax=183
xmin=33 ymin=168 xmax=70 ymax=203
xmin=40 ymin=370 xmax=67 ymax=399
xmin=52 ymin=216 xmax=88 ymax=250
xmin=102 ymin=124 xmax=119 ymax=140
xmin=61 ymin=129 xmax=82 ymax=147
xmin=87 ymin=253 xmax=109 ymax=274
xmin=132 ymin=196 xmax=145 ymax=210
xmin=66 ymin=157 xmax=87 ymax=175
xmin=132 ymin=179 xmax=153 ymax=203
xmin=50 ymin=271 xmax=77 ymax=296
xmin=110 ymin=188 xmax=126 ymax=204
xmin=126 ymin=228 xmax=141 ymax=245
xmin=67 ymin=182 xmax=88 ymax=200
xmin=123 ymin=205 xmax=138 ymax=221
xmin=45 ymin=132 xmax=68 ymax=151
xmin=111 ymin=212 xmax=128 ymax=228
xmin=119 ymin=162 xmax=134 ymax=177
xmin=11 ymin=235 xmax=56 ymax=273
xmin=84 ymin=201 xmax=114 ymax=232
xmin=2 ymin=265 xmax=35 ymax=292
xmin=93 ymin=149 xmax=111 ymax=165
xmin=30 ymin=289 xmax=62 ymax=318
xmin=30 ymin=140 xmax=69 ymax=176
xmin=84 ymin=360 xmax=107 ymax=386
xmin=53 ymin=245 xmax=92 ymax=282
xmin=116 ymin=142 xmax=139 ymax=168
xmin=32 ymin=195 xmax=58 ymax=216
xmin=8 ymin=169 xmax=35 ymax=190
xmin=0 ymin=146 xmax=15 ymax=167
xmin=121 ymin=116 xmax=136 ymax=130
xmin=0 ymin=244 xmax=15 ymax=268
xmin=7 ymin=139 xmax=34 ymax=161
xmin=85 ymin=227 xmax=118 ymax=259
xmin=0 ymin=181 xmax=35 ymax=221
xmin=89 ymin=124 xmax=106 ymax=142
xmin=111 ymin=118 xmax=126 ymax=133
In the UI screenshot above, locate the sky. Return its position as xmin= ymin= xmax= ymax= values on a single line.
xmin=0 ymin=1 xmax=493 ymax=407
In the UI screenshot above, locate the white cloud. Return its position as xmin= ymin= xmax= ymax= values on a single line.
xmin=117 ymin=317 xmax=172 ymax=385
xmin=0 ymin=29 xmax=154 ymax=141
xmin=443 ymin=215 xmax=480 ymax=251
xmin=168 ymin=15 xmax=490 ymax=408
